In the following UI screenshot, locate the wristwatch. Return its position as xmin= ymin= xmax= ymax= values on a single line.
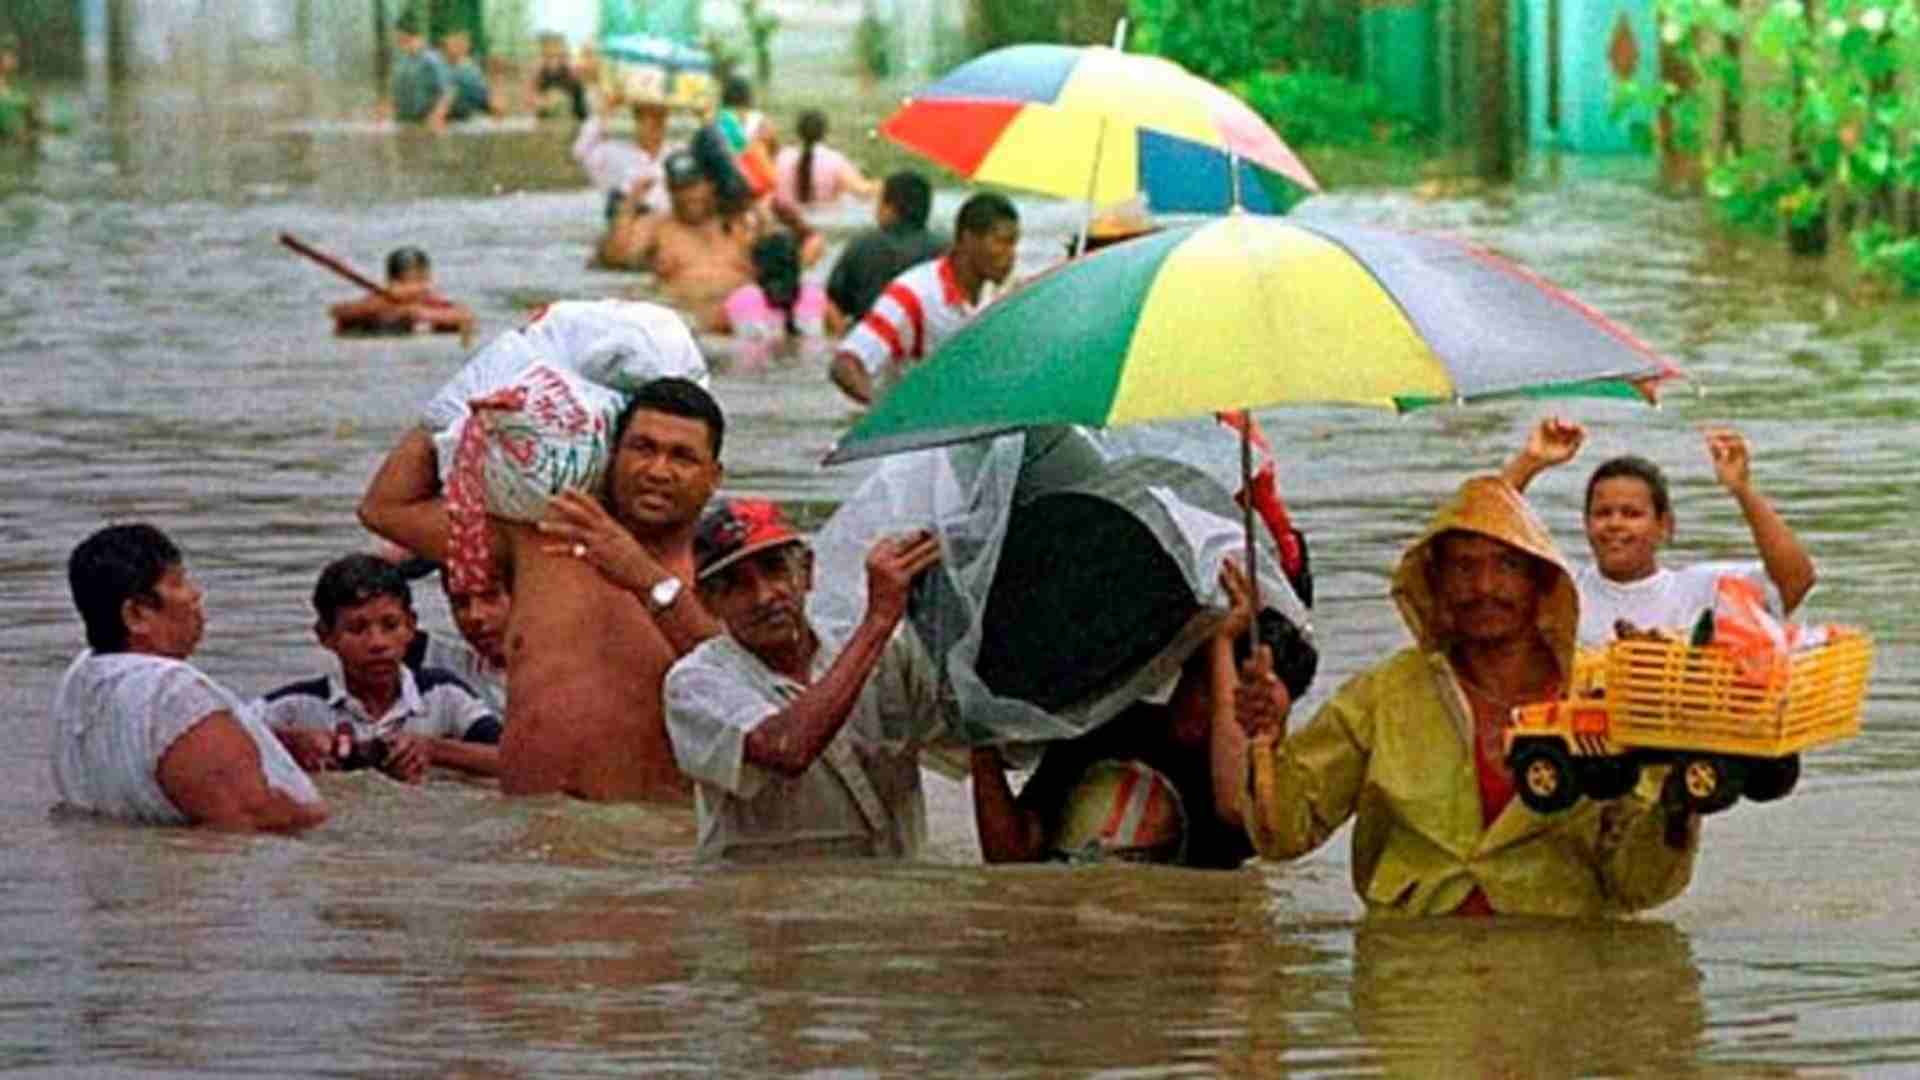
xmin=648 ymin=575 xmax=684 ymax=614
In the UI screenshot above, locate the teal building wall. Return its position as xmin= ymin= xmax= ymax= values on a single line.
xmin=1522 ymin=0 xmax=1658 ymax=152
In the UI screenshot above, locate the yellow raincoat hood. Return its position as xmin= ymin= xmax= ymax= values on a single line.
xmin=1389 ymin=474 xmax=1580 ymax=679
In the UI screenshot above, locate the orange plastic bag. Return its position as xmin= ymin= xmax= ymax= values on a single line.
xmin=1710 ymin=575 xmax=1796 ymax=687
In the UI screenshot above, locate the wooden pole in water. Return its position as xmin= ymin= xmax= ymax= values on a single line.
xmin=279 ymin=232 xmax=399 ymax=300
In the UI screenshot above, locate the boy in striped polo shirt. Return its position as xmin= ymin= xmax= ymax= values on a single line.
xmin=263 ymin=555 xmax=501 ymax=782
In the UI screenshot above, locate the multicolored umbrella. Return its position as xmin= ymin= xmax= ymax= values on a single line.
xmin=825 ymin=215 xmax=1684 ymax=464
xmin=879 ymin=44 xmax=1320 ymax=215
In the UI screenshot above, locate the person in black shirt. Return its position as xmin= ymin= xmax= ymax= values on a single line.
xmin=527 ymin=31 xmax=587 ymax=122
xmin=825 ymin=170 xmax=947 ymax=324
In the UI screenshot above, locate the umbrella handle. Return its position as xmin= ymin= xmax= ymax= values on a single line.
xmin=1240 ymin=410 xmax=1261 ymax=655
xmin=1112 ymin=17 xmax=1129 ymax=49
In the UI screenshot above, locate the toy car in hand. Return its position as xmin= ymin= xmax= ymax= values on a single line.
xmin=1502 ymin=629 xmax=1872 ymax=815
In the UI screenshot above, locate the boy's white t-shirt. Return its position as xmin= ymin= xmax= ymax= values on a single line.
xmin=1573 ymin=560 xmax=1785 ymax=648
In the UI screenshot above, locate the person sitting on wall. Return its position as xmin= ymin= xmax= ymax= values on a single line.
xmin=382 ymin=9 xmax=454 ymax=133
xmin=440 ymin=27 xmax=496 ymax=121
xmin=526 ymin=30 xmax=588 ymax=121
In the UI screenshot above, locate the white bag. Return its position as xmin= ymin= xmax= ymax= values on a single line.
xmin=425 ymin=300 xmax=709 ymax=523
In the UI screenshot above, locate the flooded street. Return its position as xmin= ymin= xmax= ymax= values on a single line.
xmin=3 ymin=64 xmax=1918 ymax=1077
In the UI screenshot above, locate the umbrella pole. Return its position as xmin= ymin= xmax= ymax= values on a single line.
xmin=1229 ymin=148 xmax=1243 ymax=211
xmin=1074 ymin=114 xmax=1110 ymax=258
xmin=1240 ymin=409 xmax=1261 ymax=656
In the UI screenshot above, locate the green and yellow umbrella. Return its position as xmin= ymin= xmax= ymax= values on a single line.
xmin=825 ymin=215 xmax=1684 ymax=464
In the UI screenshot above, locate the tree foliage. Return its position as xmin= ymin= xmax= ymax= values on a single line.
xmin=1619 ymin=0 xmax=1920 ymax=284
xmin=1127 ymin=0 xmax=1299 ymax=81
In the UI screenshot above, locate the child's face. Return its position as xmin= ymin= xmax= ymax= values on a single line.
xmin=633 ymin=105 xmax=667 ymax=145
xmin=320 ymin=594 xmax=417 ymax=682
xmin=539 ymin=38 xmax=567 ymax=66
xmin=388 ymin=266 xmax=433 ymax=301
xmin=442 ymin=32 xmax=470 ymax=61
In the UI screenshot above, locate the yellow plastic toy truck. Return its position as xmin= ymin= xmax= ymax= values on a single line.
xmin=1502 ymin=630 xmax=1873 ymax=815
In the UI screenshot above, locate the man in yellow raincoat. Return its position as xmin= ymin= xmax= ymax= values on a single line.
xmin=1215 ymin=475 xmax=1699 ymax=917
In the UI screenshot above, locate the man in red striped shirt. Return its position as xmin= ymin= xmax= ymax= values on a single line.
xmin=829 ymin=193 xmax=1020 ymax=405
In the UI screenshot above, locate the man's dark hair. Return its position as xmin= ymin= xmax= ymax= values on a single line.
xmin=613 ymin=377 xmax=726 ymax=459
xmin=386 ymin=246 xmax=431 ymax=281
xmin=955 ymin=191 xmax=1018 ymax=238
xmin=881 ymin=170 xmax=932 ymax=230
xmin=393 ymin=7 xmax=424 ymax=35
xmin=69 ymin=523 xmax=181 ymax=653
xmin=1584 ymin=454 xmax=1672 ymax=520
xmin=721 ymin=75 xmax=753 ymax=108
xmin=312 ymin=554 xmax=414 ymax=631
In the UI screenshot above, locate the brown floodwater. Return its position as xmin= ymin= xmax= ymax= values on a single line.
xmin=2 ymin=65 xmax=1917 ymax=1078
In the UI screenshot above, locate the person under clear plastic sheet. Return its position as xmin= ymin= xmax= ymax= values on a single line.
xmin=809 ymin=422 xmax=1316 ymax=867
xmin=971 ymin=558 xmax=1316 ymax=868
xmin=812 ymin=424 xmax=1315 ymax=741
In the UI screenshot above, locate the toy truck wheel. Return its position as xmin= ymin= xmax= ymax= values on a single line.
xmin=1511 ymin=741 xmax=1580 ymax=814
xmin=1675 ymin=754 xmax=1745 ymax=815
xmin=1575 ymin=756 xmax=1641 ymax=801
xmin=1742 ymin=754 xmax=1800 ymax=803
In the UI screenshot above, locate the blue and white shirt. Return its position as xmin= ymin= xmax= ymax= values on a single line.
xmin=261 ymin=662 xmax=500 ymax=745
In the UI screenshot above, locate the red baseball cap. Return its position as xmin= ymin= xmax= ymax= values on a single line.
xmin=693 ymin=498 xmax=803 ymax=580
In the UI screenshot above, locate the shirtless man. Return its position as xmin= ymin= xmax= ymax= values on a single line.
xmin=358 ymin=377 xmax=725 ymax=801
xmin=598 ymin=150 xmax=756 ymax=332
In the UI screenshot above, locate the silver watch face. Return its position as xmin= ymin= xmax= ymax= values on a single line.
xmin=651 ymin=576 xmax=683 ymax=609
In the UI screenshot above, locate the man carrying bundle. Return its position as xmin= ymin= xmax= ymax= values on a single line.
xmin=359 ymin=305 xmax=722 ymax=802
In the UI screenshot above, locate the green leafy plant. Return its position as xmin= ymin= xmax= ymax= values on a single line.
xmin=1238 ymin=70 xmax=1414 ymax=148
xmin=1129 ymin=0 xmax=1301 ymax=83
xmin=1852 ymin=222 xmax=1920 ymax=291
xmin=1619 ymin=0 xmax=1920 ymax=270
